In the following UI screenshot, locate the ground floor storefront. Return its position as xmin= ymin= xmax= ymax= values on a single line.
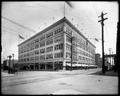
xmin=19 ymin=61 xmax=63 ymax=71
xmin=19 ymin=60 xmax=97 ymax=71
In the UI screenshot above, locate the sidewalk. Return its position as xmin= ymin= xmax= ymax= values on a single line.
xmin=1 ymin=71 xmax=15 ymax=77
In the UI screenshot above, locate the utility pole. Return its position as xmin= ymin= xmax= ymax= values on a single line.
xmin=98 ymin=12 xmax=108 ymax=74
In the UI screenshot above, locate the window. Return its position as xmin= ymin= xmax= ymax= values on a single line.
xmin=26 ymin=44 xmax=30 ymax=51
xmin=54 ymin=52 xmax=63 ymax=58
xmin=46 ymin=32 xmax=53 ymax=38
xmin=30 ymin=57 xmax=35 ymax=61
xmin=46 ymin=54 xmax=53 ymax=59
xmin=27 ymin=58 xmax=29 ymax=61
xmin=54 ymin=27 xmax=63 ymax=35
xmin=40 ymin=41 xmax=45 ymax=47
xmin=27 ymin=53 xmax=29 ymax=56
xmin=54 ymin=36 xmax=62 ymax=43
xmin=66 ymin=35 xmax=71 ymax=43
xmin=72 ymin=47 xmax=77 ymax=54
xmin=46 ymin=46 xmax=53 ymax=52
xmin=72 ymin=55 xmax=77 ymax=60
xmin=66 ymin=44 xmax=71 ymax=51
xmin=40 ymin=55 xmax=45 ymax=60
xmin=66 ymin=52 xmax=71 ymax=58
xmin=30 ymin=41 xmax=35 ymax=50
xmin=40 ymin=35 xmax=45 ymax=41
xmin=40 ymin=48 xmax=45 ymax=54
xmin=35 ymin=56 xmax=39 ymax=61
xmin=79 ymin=56 xmax=81 ymax=60
xmin=35 ymin=44 xmax=39 ymax=49
xmin=54 ymin=43 xmax=63 ymax=50
xmin=46 ymin=39 xmax=53 ymax=45
xmin=30 ymin=51 xmax=34 ymax=56
xmin=66 ymin=28 xmax=72 ymax=36
xmin=35 ymin=39 xmax=39 ymax=43
xmin=35 ymin=50 xmax=39 ymax=55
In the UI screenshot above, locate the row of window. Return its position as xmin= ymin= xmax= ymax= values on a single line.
xmin=66 ymin=43 xmax=95 ymax=59
xmin=19 ymin=52 xmax=63 ymax=62
xmin=78 ymin=56 xmax=94 ymax=61
xmin=39 ymin=27 xmax=63 ymax=41
xmin=19 ymin=43 xmax=63 ymax=58
xmin=19 ymin=35 xmax=63 ymax=54
xmin=78 ymin=49 xmax=94 ymax=58
xmin=66 ymin=51 xmax=95 ymax=60
xmin=66 ymin=35 xmax=95 ymax=54
xmin=19 ymin=38 xmax=94 ymax=55
xmin=19 ymin=54 xmax=94 ymax=63
xmin=19 ymin=46 xmax=94 ymax=61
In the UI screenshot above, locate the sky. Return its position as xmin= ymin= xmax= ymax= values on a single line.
xmin=1 ymin=1 xmax=118 ymax=63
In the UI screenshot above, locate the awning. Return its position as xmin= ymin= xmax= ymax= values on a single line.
xmin=66 ymin=63 xmax=76 ymax=67
xmin=66 ymin=63 xmax=97 ymax=67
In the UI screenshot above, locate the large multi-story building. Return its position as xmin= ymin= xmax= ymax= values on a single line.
xmin=18 ymin=17 xmax=96 ymax=70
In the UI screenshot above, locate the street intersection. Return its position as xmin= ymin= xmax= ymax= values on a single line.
xmin=1 ymin=68 xmax=118 ymax=95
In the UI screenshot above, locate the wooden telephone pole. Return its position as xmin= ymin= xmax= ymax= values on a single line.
xmin=98 ymin=12 xmax=108 ymax=74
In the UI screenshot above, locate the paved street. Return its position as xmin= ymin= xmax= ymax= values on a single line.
xmin=1 ymin=68 xmax=118 ymax=95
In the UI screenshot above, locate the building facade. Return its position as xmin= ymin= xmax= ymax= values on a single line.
xmin=18 ymin=17 xmax=96 ymax=70
xmin=95 ymin=53 xmax=102 ymax=68
xmin=3 ymin=59 xmax=18 ymax=70
xmin=104 ymin=54 xmax=116 ymax=70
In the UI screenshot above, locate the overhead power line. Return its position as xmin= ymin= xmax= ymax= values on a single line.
xmin=2 ymin=16 xmax=36 ymax=33
xmin=2 ymin=26 xmax=22 ymax=34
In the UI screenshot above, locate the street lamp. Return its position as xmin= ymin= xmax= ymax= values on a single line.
xmin=8 ymin=55 xmax=12 ymax=74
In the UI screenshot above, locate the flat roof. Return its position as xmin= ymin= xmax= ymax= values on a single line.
xmin=18 ymin=17 xmax=95 ymax=48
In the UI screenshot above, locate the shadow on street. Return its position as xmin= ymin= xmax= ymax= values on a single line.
xmin=89 ymin=70 xmax=118 ymax=77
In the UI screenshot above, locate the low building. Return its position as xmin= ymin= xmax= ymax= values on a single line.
xmin=3 ymin=59 xmax=18 ymax=70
